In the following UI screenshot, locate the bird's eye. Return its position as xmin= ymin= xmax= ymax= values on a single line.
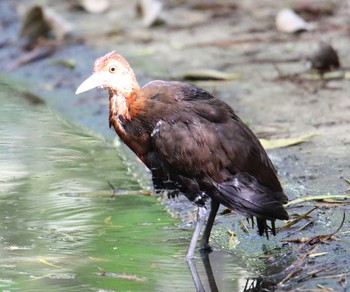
xmin=109 ymin=65 xmax=117 ymax=73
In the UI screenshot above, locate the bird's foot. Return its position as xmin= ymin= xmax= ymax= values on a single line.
xmin=200 ymin=242 xmax=213 ymax=254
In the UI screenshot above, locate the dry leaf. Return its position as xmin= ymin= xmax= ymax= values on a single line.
xmin=278 ymin=207 xmax=317 ymax=231
xmin=179 ymin=69 xmax=239 ymax=81
xmin=78 ymin=0 xmax=110 ymax=14
xmin=316 ymin=284 xmax=333 ymax=291
xmin=239 ymin=219 xmax=249 ymax=234
xmin=286 ymin=194 xmax=350 ymax=207
xmin=276 ymin=9 xmax=312 ymax=33
xmin=20 ymin=5 xmax=73 ymax=41
xmin=227 ymin=230 xmax=239 ymax=248
xmin=104 ymin=215 xmax=112 ymax=224
xmin=7 ymin=44 xmax=56 ymax=71
xmin=137 ymin=0 xmax=164 ymax=27
xmin=96 ymin=269 xmax=146 ymax=281
xmin=260 ymin=133 xmax=318 ymax=149
xmin=282 ymin=213 xmax=345 ymax=245
xmin=37 ymin=257 xmax=61 ymax=268
xmin=282 ymin=237 xmax=311 ymax=243
xmin=309 ymin=252 xmax=328 ymax=258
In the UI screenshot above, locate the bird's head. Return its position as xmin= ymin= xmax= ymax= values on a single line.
xmin=76 ymin=51 xmax=139 ymax=96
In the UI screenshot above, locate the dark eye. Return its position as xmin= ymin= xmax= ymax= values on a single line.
xmin=109 ymin=65 xmax=117 ymax=73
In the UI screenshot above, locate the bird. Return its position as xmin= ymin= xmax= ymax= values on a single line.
xmin=76 ymin=51 xmax=289 ymax=259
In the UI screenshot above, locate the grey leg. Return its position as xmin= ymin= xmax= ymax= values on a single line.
xmin=201 ymin=200 xmax=220 ymax=252
xmin=186 ymin=206 xmax=207 ymax=259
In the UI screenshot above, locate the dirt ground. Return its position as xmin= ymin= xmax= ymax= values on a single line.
xmin=1 ymin=0 xmax=349 ymax=290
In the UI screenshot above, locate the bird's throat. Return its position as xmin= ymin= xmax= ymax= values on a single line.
xmin=109 ymin=92 xmax=131 ymax=123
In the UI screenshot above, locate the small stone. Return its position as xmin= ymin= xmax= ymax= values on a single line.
xmin=308 ymin=42 xmax=340 ymax=72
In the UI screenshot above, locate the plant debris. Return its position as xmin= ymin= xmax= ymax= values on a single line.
xmin=136 ymin=0 xmax=164 ymax=27
xmin=96 ymin=267 xmax=146 ymax=281
xmin=259 ymin=133 xmax=318 ymax=149
xmin=37 ymin=257 xmax=61 ymax=269
xmin=286 ymin=194 xmax=350 ymax=207
xmin=282 ymin=213 xmax=345 ymax=245
xmin=73 ymin=0 xmax=110 ymax=14
xmin=278 ymin=207 xmax=317 ymax=231
xmin=6 ymin=44 xmax=56 ymax=71
xmin=178 ymin=68 xmax=240 ymax=81
xmin=275 ymin=8 xmax=312 ymax=34
xmin=19 ymin=5 xmax=73 ymax=50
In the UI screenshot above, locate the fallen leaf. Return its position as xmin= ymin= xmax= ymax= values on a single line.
xmin=316 ymin=284 xmax=333 ymax=291
xmin=278 ymin=207 xmax=317 ymax=231
xmin=321 ymin=198 xmax=350 ymax=204
xmin=179 ymin=69 xmax=240 ymax=81
xmin=322 ymin=70 xmax=345 ymax=79
xmin=96 ymin=269 xmax=146 ymax=281
xmin=77 ymin=0 xmax=110 ymax=14
xmin=282 ymin=237 xmax=311 ymax=243
xmin=103 ymin=215 xmax=112 ymax=224
xmin=227 ymin=229 xmax=239 ymax=248
xmin=137 ymin=0 xmax=164 ymax=27
xmin=343 ymin=178 xmax=350 ymax=185
xmin=37 ymin=257 xmax=61 ymax=268
xmin=276 ymin=8 xmax=312 ymax=33
xmin=286 ymin=194 xmax=350 ymax=207
xmin=20 ymin=5 xmax=73 ymax=43
xmin=7 ymin=45 xmax=56 ymax=71
xmin=309 ymin=252 xmax=328 ymax=258
xmin=260 ymin=133 xmax=318 ymax=149
xmin=282 ymin=213 xmax=345 ymax=245
xmin=239 ymin=220 xmax=249 ymax=234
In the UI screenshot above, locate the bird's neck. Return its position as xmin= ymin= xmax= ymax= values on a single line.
xmin=109 ymin=91 xmax=130 ymax=122
xmin=109 ymin=88 xmax=150 ymax=160
xmin=108 ymin=87 xmax=145 ymax=128
xmin=109 ymin=81 xmax=141 ymax=116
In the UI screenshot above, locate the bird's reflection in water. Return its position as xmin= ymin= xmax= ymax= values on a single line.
xmin=187 ymin=252 xmax=218 ymax=292
xmin=186 ymin=251 xmax=274 ymax=292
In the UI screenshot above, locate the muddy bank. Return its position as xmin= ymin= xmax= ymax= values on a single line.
xmin=1 ymin=0 xmax=349 ymax=290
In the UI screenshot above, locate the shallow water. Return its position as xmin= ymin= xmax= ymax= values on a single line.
xmin=0 ymin=81 xmax=255 ymax=291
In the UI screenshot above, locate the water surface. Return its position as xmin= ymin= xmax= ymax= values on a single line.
xmin=0 ymin=81 xmax=254 ymax=291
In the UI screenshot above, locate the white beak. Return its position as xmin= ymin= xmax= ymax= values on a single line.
xmin=75 ymin=73 xmax=106 ymax=94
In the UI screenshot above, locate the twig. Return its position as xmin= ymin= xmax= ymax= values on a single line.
xmin=278 ymin=207 xmax=317 ymax=231
xmin=286 ymin=194 xmax=350 ymax=207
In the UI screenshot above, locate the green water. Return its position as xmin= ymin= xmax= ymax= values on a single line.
xmin=0 ymin=81 xmax=253 ymax=291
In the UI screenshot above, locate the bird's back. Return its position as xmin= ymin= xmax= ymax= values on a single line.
xmin=130 ymin=81 xmax=288 ymax=229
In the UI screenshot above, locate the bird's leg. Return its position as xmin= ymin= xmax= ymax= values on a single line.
xmin=200 ymin=199 xmax=220 ymax=253
xmin=186 ymin=206 xmax=207 ymax=260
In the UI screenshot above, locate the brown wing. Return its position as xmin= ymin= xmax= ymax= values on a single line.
xmin=152 ymin=98 xmax=278 ymax=181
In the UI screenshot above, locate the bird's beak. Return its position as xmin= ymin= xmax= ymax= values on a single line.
xmin=75 ymin=73 xmax=106 ymax=94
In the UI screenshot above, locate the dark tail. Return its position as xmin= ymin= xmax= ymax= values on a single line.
xmin=214 ymin=173 xmax=289 ymax=238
